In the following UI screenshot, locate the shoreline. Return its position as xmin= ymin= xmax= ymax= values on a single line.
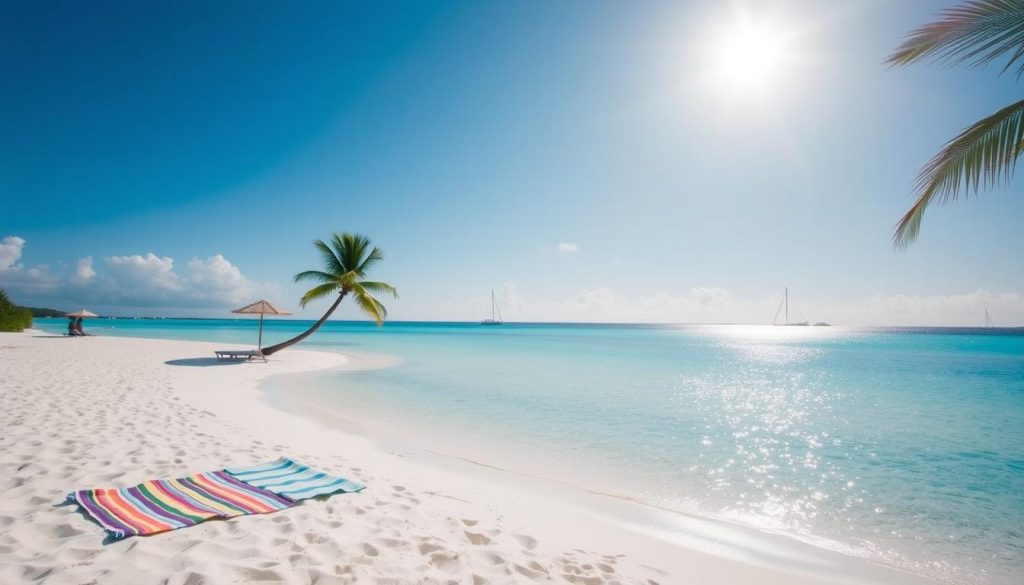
xmin=1 ymin=331 xmax=943 ymax=584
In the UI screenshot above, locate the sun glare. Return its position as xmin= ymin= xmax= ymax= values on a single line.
xmin=715 ymin=25 xmax=786 ymax=87
xmin=702 ymin=14 xmax=799 ymax=101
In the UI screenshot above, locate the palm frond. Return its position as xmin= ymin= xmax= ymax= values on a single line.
xmin=887 ymin=0 xmax=1024 ymax=77
xmin=894 ymin=97 xmax=1024 ymax=247
xmin=313 ymin=239 xmax=345 ymax=276
xmin=299 ymin=282 xmax=340 ymax=308
xmin=293 ymin=270 xmax=338 ymax=284
xmin=357 ymin=280 xmax=398 ymax=298
xmin=332 ymin=232 xmax=370 ymax=273
xmin=355 ymin=247 xmax=383 ymax=276
xmin=352 ymin=289 xmax=388 ymax=325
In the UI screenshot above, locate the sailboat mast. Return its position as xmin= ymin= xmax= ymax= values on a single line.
xmin=785 ymin=286 xmax=788 ymax=326
xmin=491 ymin=289 xmax=496 ymax=322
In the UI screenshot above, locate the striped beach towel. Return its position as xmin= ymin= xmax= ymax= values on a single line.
xmin=226 ymin=458 xmax=365 ymax=501
xmin=66 ymin=470 xmax=292 ymax=540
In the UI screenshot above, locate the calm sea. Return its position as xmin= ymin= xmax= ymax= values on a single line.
xmin=35 ymin=318 xmax=1024 ymax=584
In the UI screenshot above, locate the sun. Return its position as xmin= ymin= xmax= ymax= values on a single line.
xmin=715 ymin=24 xmax=786 ymax=87
xmin=703 ymin=16 xmax=798 ymax=100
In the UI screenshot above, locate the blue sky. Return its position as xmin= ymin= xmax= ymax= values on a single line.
xmin=2 ymin=0 xmax=1022 ymax=325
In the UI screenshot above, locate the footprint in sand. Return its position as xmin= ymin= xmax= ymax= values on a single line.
xmin=464 ymin=531 xmax=494 ymax=545
xmin=374 ymin=537 xmax=405 ymax=549
xmin=429 ymin=550 xmax=460 ymax=572
xmin=514 ymin=564 xmax=547 ymax=580
xmin=49 ymin=522 xmax=85 ymax=538
xmin=418 ymin=542 xmax=444 ymax=555
xmin=514 ymin=534 xmax=538 ymax=551
xmin=560 ymin=575 xmax=603 ymax=585
xmin=475 ymin=551 xmax=506 ymax=566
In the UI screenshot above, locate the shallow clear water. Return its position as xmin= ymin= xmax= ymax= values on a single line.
xmin=35 ymin=318 xmax=1024 ymax=584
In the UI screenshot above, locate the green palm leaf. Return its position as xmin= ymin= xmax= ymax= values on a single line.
xmin=294 ymin=270 xmax=338 ymax=284
xmin=356 ymin=247 xmax=384 ymax=275
xmin=352 ymin=290 xmax=388 ymax=325
xmin=887 ymin=0 xmax=1024 ymax=76
xmin=299 ymin=282 xmax=340 ymax=308
xmin=357 ymin=280 xmax=398 ymax=297
xmin=893 ymin=97 xmax=1024 ymax=247
xmin=333 ymin=233 xmax=370 ymax=273
xmin=313 ymin=239 xmax=345 ymax=276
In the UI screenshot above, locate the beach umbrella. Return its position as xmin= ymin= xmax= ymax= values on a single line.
xmin=66 ymin=310 xmax=98 ymax=318
xmin=231 ymin=300 xmax=292 ymax=350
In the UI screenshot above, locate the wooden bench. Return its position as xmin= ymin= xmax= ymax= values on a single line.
xmin=214 ymin=349 xmax=267 ymax=363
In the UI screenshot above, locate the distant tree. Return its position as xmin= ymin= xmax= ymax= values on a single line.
xmin=21 ymin=306 xmax=65 ymax=318
xmin=0 ymin=289 xmax=33 ymax=332
xmin=888 ymin=0 xmax=1024 ymax=247
xmin=260 ymin=233 xmax=397 ymax=356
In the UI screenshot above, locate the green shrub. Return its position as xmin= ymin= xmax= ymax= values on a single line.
xmin=0 ymin=288 xmax=32 ymax=332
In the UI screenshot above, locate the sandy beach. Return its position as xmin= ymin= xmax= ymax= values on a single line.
xmin=0 ymin=330 xmax=943 ymax=585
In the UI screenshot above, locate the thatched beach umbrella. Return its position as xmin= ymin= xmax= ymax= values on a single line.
xmin=66 ymin=310 xmax=98 ymax=318
xmin=232 ymin=300 xmax=291 ymax=350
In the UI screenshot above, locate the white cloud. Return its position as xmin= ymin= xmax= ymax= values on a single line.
xmin=557 ymin=242 xmax=580 ymax=254
xmin=0 ymin=236 xmax=25 ymax=271
xmin=96 ymin=253 xmax=281 ymax=307
xmin=0 ymin=236 xmax=280 ymax=311
xmin=0 ymin=236 xmax=59 ymax=298
xmin=186 ymin=254 xmax=274 ymax=305
xmin=73 ymin=257 xmax=96 ymax=283
xmin=106 ymin=253 xmax=184 ymax=294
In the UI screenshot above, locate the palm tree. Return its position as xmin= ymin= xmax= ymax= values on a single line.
xmin=887 ymin=0 xmax=1024 ymax=247
xmin=260 ymin=233 xmax=397 ymax=356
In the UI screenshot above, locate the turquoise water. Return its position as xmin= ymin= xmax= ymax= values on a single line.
xmin=35 ymin=318 xmax=1024 ymax=584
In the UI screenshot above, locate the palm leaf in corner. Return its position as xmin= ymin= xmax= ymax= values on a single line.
xmin=893 ymin=98 xmax=1024 ymax=247
xmin=888 ymin=1 xmax=1024 ymax=247
xmin=886 ymin=0 xmax=1024 ymax=75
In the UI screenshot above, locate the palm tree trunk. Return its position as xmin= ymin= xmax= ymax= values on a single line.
xmin=261 ymin=291 xmax=347 ymax=356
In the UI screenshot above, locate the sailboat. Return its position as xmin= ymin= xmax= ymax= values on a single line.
xmin=985 ymin=308 xmax=994 ymax=328
xmin=481 ymin=289 xmax=503 ymax=325
xmin=773 ymin=287 xmax=810 ymax=326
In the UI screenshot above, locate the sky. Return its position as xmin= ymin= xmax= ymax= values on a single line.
xmin=2 ymin=0 xmax=1023 ymax=326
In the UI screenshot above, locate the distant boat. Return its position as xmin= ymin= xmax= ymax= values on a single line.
xmin=985 ymin=308 xmax=994 ymax=328
xmin=773 ymin=287 xmax=808 ymax=326
xmin=481 ymin=289 xmax=503 ymax=326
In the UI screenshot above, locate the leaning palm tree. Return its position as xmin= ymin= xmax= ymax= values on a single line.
xmin=888 ymin=0 xmax=1024 ymax=247
xmin=260 ymin=233 xmax=397 ymax=356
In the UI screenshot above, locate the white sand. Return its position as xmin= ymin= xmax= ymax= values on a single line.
xmin=0 ymin=331 xmax=942 ymax=585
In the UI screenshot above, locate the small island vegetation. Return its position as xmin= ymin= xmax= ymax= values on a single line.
xmin=0 ymin=288 xmax=33 ymax=332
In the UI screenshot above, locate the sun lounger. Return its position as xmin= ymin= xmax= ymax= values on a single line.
xmin=214 ymin=349 xmax=266 ymax=362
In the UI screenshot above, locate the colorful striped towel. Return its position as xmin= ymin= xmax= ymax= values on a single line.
xmin=66 ymin=470 xmax=292 ymax=540
xmin=226 ymin=457 xmax=365 ymax=501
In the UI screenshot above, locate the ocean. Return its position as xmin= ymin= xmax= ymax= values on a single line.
xmin=34 ymin=318 xmax=1024 ymax=584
